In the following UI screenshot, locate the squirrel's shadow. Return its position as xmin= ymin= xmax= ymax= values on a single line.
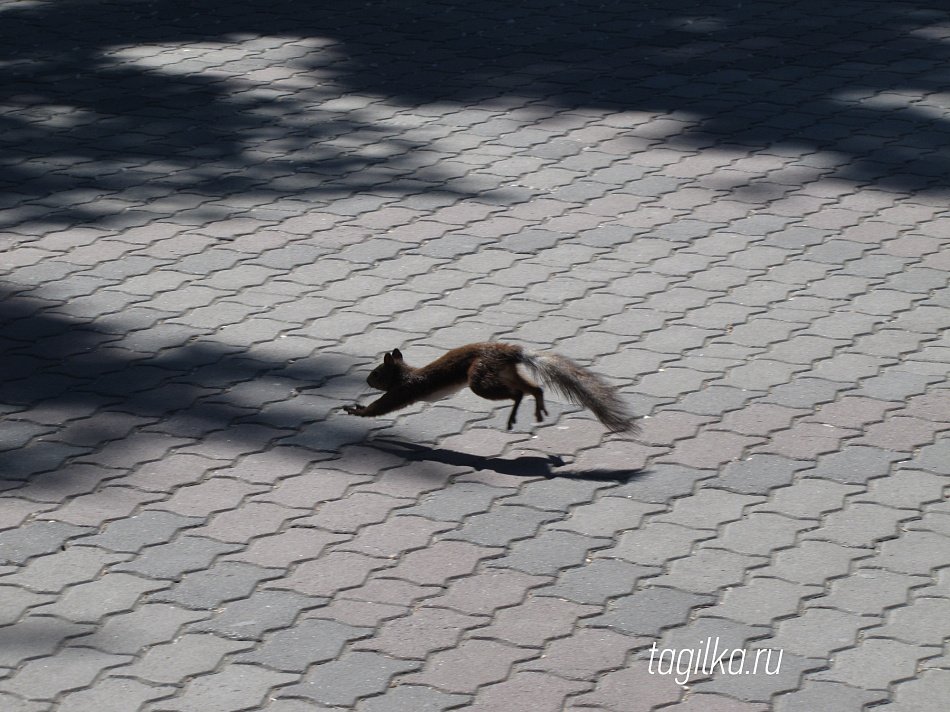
xmin=367 ymin=438 xmax=644 ymax=483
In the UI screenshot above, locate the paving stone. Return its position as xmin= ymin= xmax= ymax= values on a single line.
xmin=236 ymin=618 xmax=372 ymax=672
xmin=223 ymin=527 xmax=349 ymax=569
xmin=873 ymin=597 xmax=950 ymax=646
xmin=521 ymin=627 xmax=647 ymax=680
xmin=112 ymin=536 xmax=242 ymax=580
xmin=400 ymin=639 xmax=535 ymax=695
xmin=548 ymin=496 xmax=665 ymax=538
xmin=753 ymin=479 xmax=864 ymax=519
xmin=425 ymin=569 xmax=549 ymax=615
xmin=774 ymin=680 xmax=886 ymax=712
xmin=440 ymin=505 xmax=561 ymax=547
xmin=57 ymin=676 xmax=175 ymax=712
xmin=651 ymin=548 xmax=767 ymax=594
xmin=801 ymin=502 xmax=913 ymax=547
xmin=654 ymin=489 xmax=762 ymax=530
xmin=354 ymin=606 xmax=487 ymax=659
xmin=0 ymin=521 xmax=93 ymax=566
xmin=1 ymin=647 xmax=133 ymax=701
xmin=851 ymin=369 xmax=942 ymax=402
xmin=659 ymin=429 xmax=763 ymax=469
xmin=150 ymin=561 xmax=283 ymax=609
xmin=0 ymin=546 xmax=128 ymax=594
xmin=382 ymin=538 xmax=503 ymax=584
xmin=75 ymin=603 xmax=208 ymax=655
xmin=474 ymin=596 xmax=597 ymax=647
xmin=812 ymin=567 xmax=929 ymax=615
xmin=814 ymin=638 xmax=939 ymax=690
xmin=153 ymin=478 xmax=268 ymax=519
xmin=701 ymin=577 xmax=823 ymax=627
xmin=188 ymin=589 xmax=324 ymax=640
xmin=693 ymin=649 xmax=826 ymax=703
xmin=706 ymin=455 xmax=811 ymax=495
xmin=466 ymin=671 xmax=591 ymax=712
xmin=873 ymin=530 xmax=950 ymax=576
xmin=856 ymin=469 xmax=948 ymax=510
xmin=79 ymin=511 xmax=205 ymax=553
xmin=0 ymin=616 xmax=93 ymax=668
xmin=608 ymin=463 xmax=715 ymax=503
xmin=586 ymin=586 xmax=716 ymax=636
xmin=599 ymin=522 xmax=713 ymax=567
xmin=905 ymin=390 xmax=950 ymax=423
xmin=501 ymin=474 xmax=609 ymax=512
xmin=657 ymin=616 xmax=772 ymax=668
xmin=882 ymin=669 xmax=950 ymax=712
xmin=534 ymin=558 xmax=661 ymax=606
xmin=753 ymin=541 xmax=873 ymax=586
xmin=763 ymin=377 xmax=850 ymax=409
xmin=912 ymin=439 xmax=950 ymax=475
xmin=490 ymin=529 xmax=611 ymax=576
xmin=32 ymin=573 xmax=168 ymax=623
xmin=255 ymin=470 xmax=373 ymax=509
xmin=0 ymin=586 xmax=55 ymax=626
xmin=660 ymin=693 xmax=769 ymax=712
xmin=808 ymin=446 xmax=905 ymax=485
xmin=702 ymin=512 xmax=815 ymax=556
xmin=281 ymin=652 xmax=419 ymax=706
xmin=150 ymin=663 xmax=297 ymax=712
xmin=754 ymin=421 xmax=859 ymax=460
xmin=355 ymin=686 xmax=471 ymax=712
xmin=765 ymin=607 xmax=880 ymax=658
xmin=570 ymin=659 xmax=683 ymax=711
xmin=122 ymin=634 xmax=253 ymax=685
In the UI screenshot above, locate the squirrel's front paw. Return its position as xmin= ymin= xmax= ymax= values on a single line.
xmin=342 ymin=404 xmax=365 ymax=416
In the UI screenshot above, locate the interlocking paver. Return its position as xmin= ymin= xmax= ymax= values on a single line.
xmin=280 ymin=653 xmax=419 ymax=706
xmin=112 ymin=537 xmax=241 ymax=580
xmin=1 ymin=647 xmax=133 ymax=701
xmin=149 ymin=663 xmax=297 ymax=712
xmin=0 ymin=617 xmax=93 ymax=668
xmin=491 ymin=530 xmax=610 ymax=576
xmin=814 ymin=638 xmax=940 ymax=690
xmin=150 ymin=562 xmax=283 ymax=609
xmin=570 ymin=659 xmax=683 ymax=711
xmin=400 ymin=639 xmax=535 ymax=695
xmin=3 ymin=2 xmax=948 ymax=709
xmin=465 ymin=672 xmax=590 ymax=712
xmin=473 ymin=596 xmax=598 ymax=647
xmin=585 ymin=586 xmax=716 ymax=636
xmin=0 ymin=546 xmax=127 ymax=593
xmin=57 ymin=677 xmax=175 ymax=712
xmin=236 ymin=618 xmax=372 ymax=672
xmin=774 ymin=680 xmax=887 ymax=712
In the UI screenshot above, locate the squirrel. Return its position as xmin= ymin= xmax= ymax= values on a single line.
xmin=343 ymin=342 xmax=638 ymax=434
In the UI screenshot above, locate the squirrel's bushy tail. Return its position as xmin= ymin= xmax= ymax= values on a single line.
xmin=519 ymin=350 xmax=638 ymax=434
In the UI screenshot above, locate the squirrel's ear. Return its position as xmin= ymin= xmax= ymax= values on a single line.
xmin=383 ymin=352 xmax=394 ymax=365
xmin=391 ymin=348 xmax=403 ymax=361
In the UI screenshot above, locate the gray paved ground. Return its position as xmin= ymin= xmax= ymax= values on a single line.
xmin=1 ymin=0 xmax=949 ymax=710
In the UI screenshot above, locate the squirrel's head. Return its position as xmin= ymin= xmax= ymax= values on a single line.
xmin=366 ymin=348 xmax=404 ymax=390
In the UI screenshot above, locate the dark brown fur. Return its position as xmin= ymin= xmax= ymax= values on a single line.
xmin=343 ymin=342 xmax=637 ymax=433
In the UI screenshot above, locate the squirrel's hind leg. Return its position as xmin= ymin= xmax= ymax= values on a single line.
xmin=506 ymin=392 xmax=523 ymax=430
xmin=504 ymin=369 xmax=546 ymax=424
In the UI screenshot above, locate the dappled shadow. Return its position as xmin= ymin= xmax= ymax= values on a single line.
xmin=368 ymin=438 xmax=644 ymax=482
xmin=0 ymin=287 xmax=366 ymax=484
xmin=0 ymin=0 xmax=949 ymax=234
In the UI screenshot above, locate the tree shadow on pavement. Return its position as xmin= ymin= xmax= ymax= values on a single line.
xmin=0 ymin=288 xmax=364 ymax=486
xmin=1 ymin=0 xmax=948 ymax=234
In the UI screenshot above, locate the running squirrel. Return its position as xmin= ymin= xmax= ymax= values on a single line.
xmin=342 ymin=342 xmax=638 ymax=433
